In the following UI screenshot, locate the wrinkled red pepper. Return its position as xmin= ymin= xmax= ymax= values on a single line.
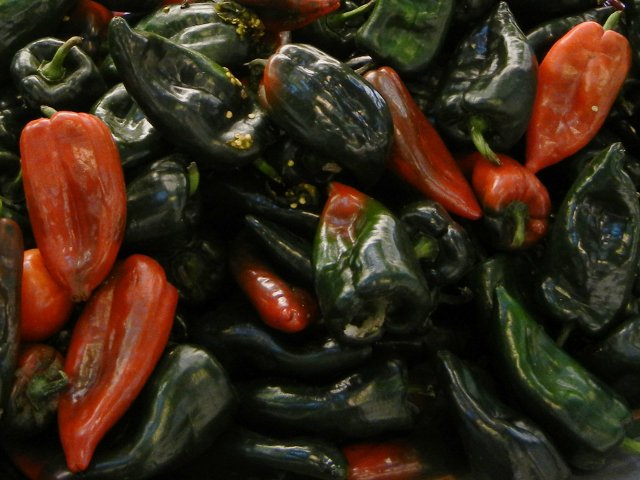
xmin=235 ymin=0 xmax=340 ymax=31
xmin=363 ymin=66 xmax=482 ymax=221
xmin=57 ymin=254 xmax=177 ymax=472
xmin=525 ymin=12 xmax=631 ymax=173
xmin=20 ymin=110 xmax=127 ymax=302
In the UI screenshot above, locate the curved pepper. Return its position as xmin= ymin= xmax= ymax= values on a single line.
xmin=313 ymin=182 xmax=433 ymax=344
xmin=236 ymin=0 xmax=340 ymax=31
xmin=57 ymin=254 xmax=178 ymax=472
xmin=525 ymin=12 xmax=631 ymax=173
xmin=364 ymin=66 xmax=481 ymax=220
xmin=20 ymin=110 xmax=126 ymax=302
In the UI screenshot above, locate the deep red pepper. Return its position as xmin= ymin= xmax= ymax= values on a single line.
xmin=20 ymin=110 xmax=127 ymax=303
xmin=229 ymin=234 xmax=318 ymax=333
xmin=462 ymin=152 xmax=551 ymax=250
xmin=21 ymin=249 xmax=74 ymax=343
xmin=60 ymin=0 xmax=113 ymax=61
xmin=525 ymin=12 xmax=631 ymax=173
xmin=57 ymin=254 xmax=177 ymax=473
xmin=235 ymin=0 xmax=340 ymax=31
xmin=363 ymin=66 xmax=482 ymax=221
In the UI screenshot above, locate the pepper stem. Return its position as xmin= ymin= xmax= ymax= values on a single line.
xmin=603 ymin=10 xmax=622 ymax=31
xmin=621 ymin=437 xmax=640 ymax=455
xmin=26 ymin=371 xmax=68 ymax=409
xmin=326 ymin=0 xmax=376 ymax=29
xmin=253 ymin=157 xmax=283 ymax=185
xmin=187 ymin=161 xmax=200 ymax=196
xmin=469 ymin=117 xmax=501 ymax=166
xmin=37 ymin=36 xmax=83 ymax=83
xmin=504 ymin=201 xmax=528 ymax=249
xmin=413 ymin=235 xmax=439 ymax=262
xmin=40 ymin=106 xmax=57 ymax=118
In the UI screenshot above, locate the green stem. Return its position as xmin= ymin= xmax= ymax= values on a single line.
xmin=37 ymin=36 xmax=83 ymax=83
xmin=603 ymin=10 xmax=622 ymax=31
xmin=621 ymin=436 xmax=640 ymax=455
xmin=504 ymin=201 xmax=528 ymax=249
xmin=555 ymin=323 xmax=574 ymax=348
xmin=469 ymin=116 xmax=501 ymax=166
xmin=253 ymin=157 xmax=283 ymax=185
xmin=326 ymin=0 xmax=376 ymax=29
xmin=413 ymin=235 xmax=439 ymax=262
xmin=40 ymin=106 xmax=57 ymax=118
xmin=26 ymin=371 xmax=68 ymax=408
xmin=187 ymin=162 xmax=200 ymax=196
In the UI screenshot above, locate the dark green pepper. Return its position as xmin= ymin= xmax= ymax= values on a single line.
xmin=433 ymin=1 xmax=537 ymax=162
xmin=39 ymin=343 xmax=236 ymax=480
xmin=237 ymin=358 xmax=415 ymax=439
xmin=0 ymin=86 xmax=32 ymax=153
xmin=108 ymin=16 xmax=272 ymax=170
xmin=91 ymin=83 xmax=167 ymax=171
xmin=10 ymin=36 xmax=107 ymax=112
xmin=536 ymin=143 xmax=640 ymax=336
xmin=355 ymin=0 xmax=454 ymax=75
xmin=437 ymin=350 xmax=571 ymax=480
xmin=313 ymin=182 xmax=433 ymax=344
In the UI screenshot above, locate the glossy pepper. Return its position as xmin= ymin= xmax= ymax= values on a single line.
xmin=313 ymin=182 xmax=433 ymax=344
xmin=108 ymin=16 xmax=271 ymax=170
xmin=236 ymin=0 xmax=340 ymax=31
xmin=259 ymin=43 xmax=393 ymax=187
xmin=356 ymin=0 xmax=454 ymax=75
xmin=536 ymin=143 xmax=640 ymax=336
xmin=40 ymin=343 xmax=235 ymax=480
xmin=525 ymin=12 xmax=631 ymax=173
xmin=0 ymin=86 xmax=32 ymax=153
xmin=462 ymin=152 xmax=551 ymax=251
xmin=363 ymin=66 xmax=481 ymax=220
xmin=20 ymin=109 xmax=126 ymax=303
xmin=10 ymin=36 xmax=107 ymax=112
xmin=434 ymin=2 xmax=538 ymax=164
xmin=58 ymin=0 xmax=113 ymax=61
xmin=57 ymin=254 xmax=178 ymax=472
xmin=437 ymin=350 xmax=571 ymax=480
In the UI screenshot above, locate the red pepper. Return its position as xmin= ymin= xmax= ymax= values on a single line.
xmin=462 ymin=152 xmax=551 ymax=250
xmin=57 ymin=254 xmax=177 ymax=472
xmin=525 ymin=12 xmax=631 ymax=173
xmin=343 ymin=439 xmax=434 ymax=480
xmin=20 ymin=110 xmax=127 ymax=302
xmin=363 ymin=66 xmax=482 ymax=221
xmin=229 ymin=234 xmax=318 ymax=333
xmin=21 ymin=249 xmax=74 ymax=342
xmin=235 ymin=0 xmax=340 ymax=31
xmin=59 ymin=0 xmax=113 ymax=60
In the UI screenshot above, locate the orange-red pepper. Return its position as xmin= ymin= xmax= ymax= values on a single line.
xmin=525 ymin=12 xmax=631 ymax=173
xmin=235 ymin=0 xmax=340 ymax=31
xmin=57 ymin=254 xmax=177 ymax=472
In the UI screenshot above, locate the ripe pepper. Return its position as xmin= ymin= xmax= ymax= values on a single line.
xmin=57 ymin=254 xmax=178 ymax=472
xmin=356 ymin=0 xmax=454 ymax=75
xmin=525 ymin=12 xmax=632 ymax=173
xmin=313 ymin=182 xmax=433 ymax=344
xmin=58 ymin=0 xmax=113 ymax=61
xmin=236 ymin=0 xmax=340 ymax=31
xmin=434 ymin=2 xmax=538 ymax=164
xmin=259 ymin=43 xmax=393 ymax=187
xmin=536 ymin=143 xmax=640 ymax=336
xmin=20 ymin=109 xmax=126 ymax=303
xmin=461 ymin=152 xmax=551 ymax=251
xmin=108 ymin=16 xmax=272 ymax=170
xmin=363 ymin=66 xmax=482 ymax=220
xmin=10 ymin=36 xmax=107 ymax=112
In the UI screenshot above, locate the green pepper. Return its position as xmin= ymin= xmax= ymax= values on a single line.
xmin=237 ymin=358 xmax=415 ymax=439
xmin=452 ymin=0 xmax=497 ymax=26
xmin=10 ymin=36 xmax=107 ymax=112
xmin=437 ymin=350 xmax=571 ymax=480
xmin=38 ymin=343 xmax=236 ymax=480
xmin=0 ymin=86 xmax=32 ymax=153
xmin=91 ymin=83 xmax=167 ymax=171
xmin=490 ymin=285 xmax=633 ymax=471
xmin=313 ymin=182 xmax=433 ymax=344
xmin=355 ymin=0 xmax=454 ymax=75
xmin=108 ymin=16 xmax=272 ymax=170
xmin=433 ymin=1 xmax=537 ymax=163
xmin=536 ymin=143 xmax=640 ymax=337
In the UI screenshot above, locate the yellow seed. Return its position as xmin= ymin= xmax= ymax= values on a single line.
xmin=225 ymin=111 xmax=233 ymax=119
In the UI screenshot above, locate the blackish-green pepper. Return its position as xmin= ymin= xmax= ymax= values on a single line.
xmin=536 ymin=143 xmax=640 ymax=336
xmin=0 ymin=86 xmax=31 ymax=153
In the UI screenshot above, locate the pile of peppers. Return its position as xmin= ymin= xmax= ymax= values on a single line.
xmin=3 ymin=0 xmax=640 ymax=479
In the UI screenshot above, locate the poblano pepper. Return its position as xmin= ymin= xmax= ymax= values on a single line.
xmin=433 ymin=1 xmax=537 ymax=164
xmin=313 ymin=182 xmax=433 ymax=344
xmin=536 ymin=143 xmax=640 ymax=336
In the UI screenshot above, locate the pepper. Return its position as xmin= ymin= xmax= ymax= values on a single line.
xmin=0 ymin=86 xmax=32 ymax=153
xmin=536 ymin=143 xmax=640 ymax=336
xmin=0 ymin=218 xmax=23 ymax=424
xmin=433 ymin=2 xmax=538 ymax=164
xmin=40 ymin=343 xmax=235 ymax=480
xmin=355 ymin=0 xmax=454 ymax=76
xmin=20 ymin=109 xmax=127 ymax=302
xmin=437 ymin=350 xmax=571 ymax=480
xmin=525 ymin=11 xmax=631 ymax=173
xmin=237 ymin=358 xmax=415 ymax=438
xmin=10 ymin=36 xmax=107 ymax=112
xmin=58 ymin=0 xmax=113 ymax=61
xmin=2 ymin=344 xmax=68 ymax=438
xmin=313 ymin=182 xmax=433 ymax=344
xmin=92 ymin=0 xmax=161 ymax=11
xmin=57 ymin=254 xmax=178 ymax=472
xmin=259 ymin=43 xmax=393 ymax=187
xmin=91 ymin=83 xmax=167 ymax=171
xmin=462 ymin=152 xmax=551 ymax=251
xmin=235 ymin=0 xmax=340 ymax=31
xmin=399 ymin=199 xmax=476 ymax=287
xmin=108 ymin=16 xmax=272 ymax=170
xmin=363 ymin=66 xmax=481 ymax=220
